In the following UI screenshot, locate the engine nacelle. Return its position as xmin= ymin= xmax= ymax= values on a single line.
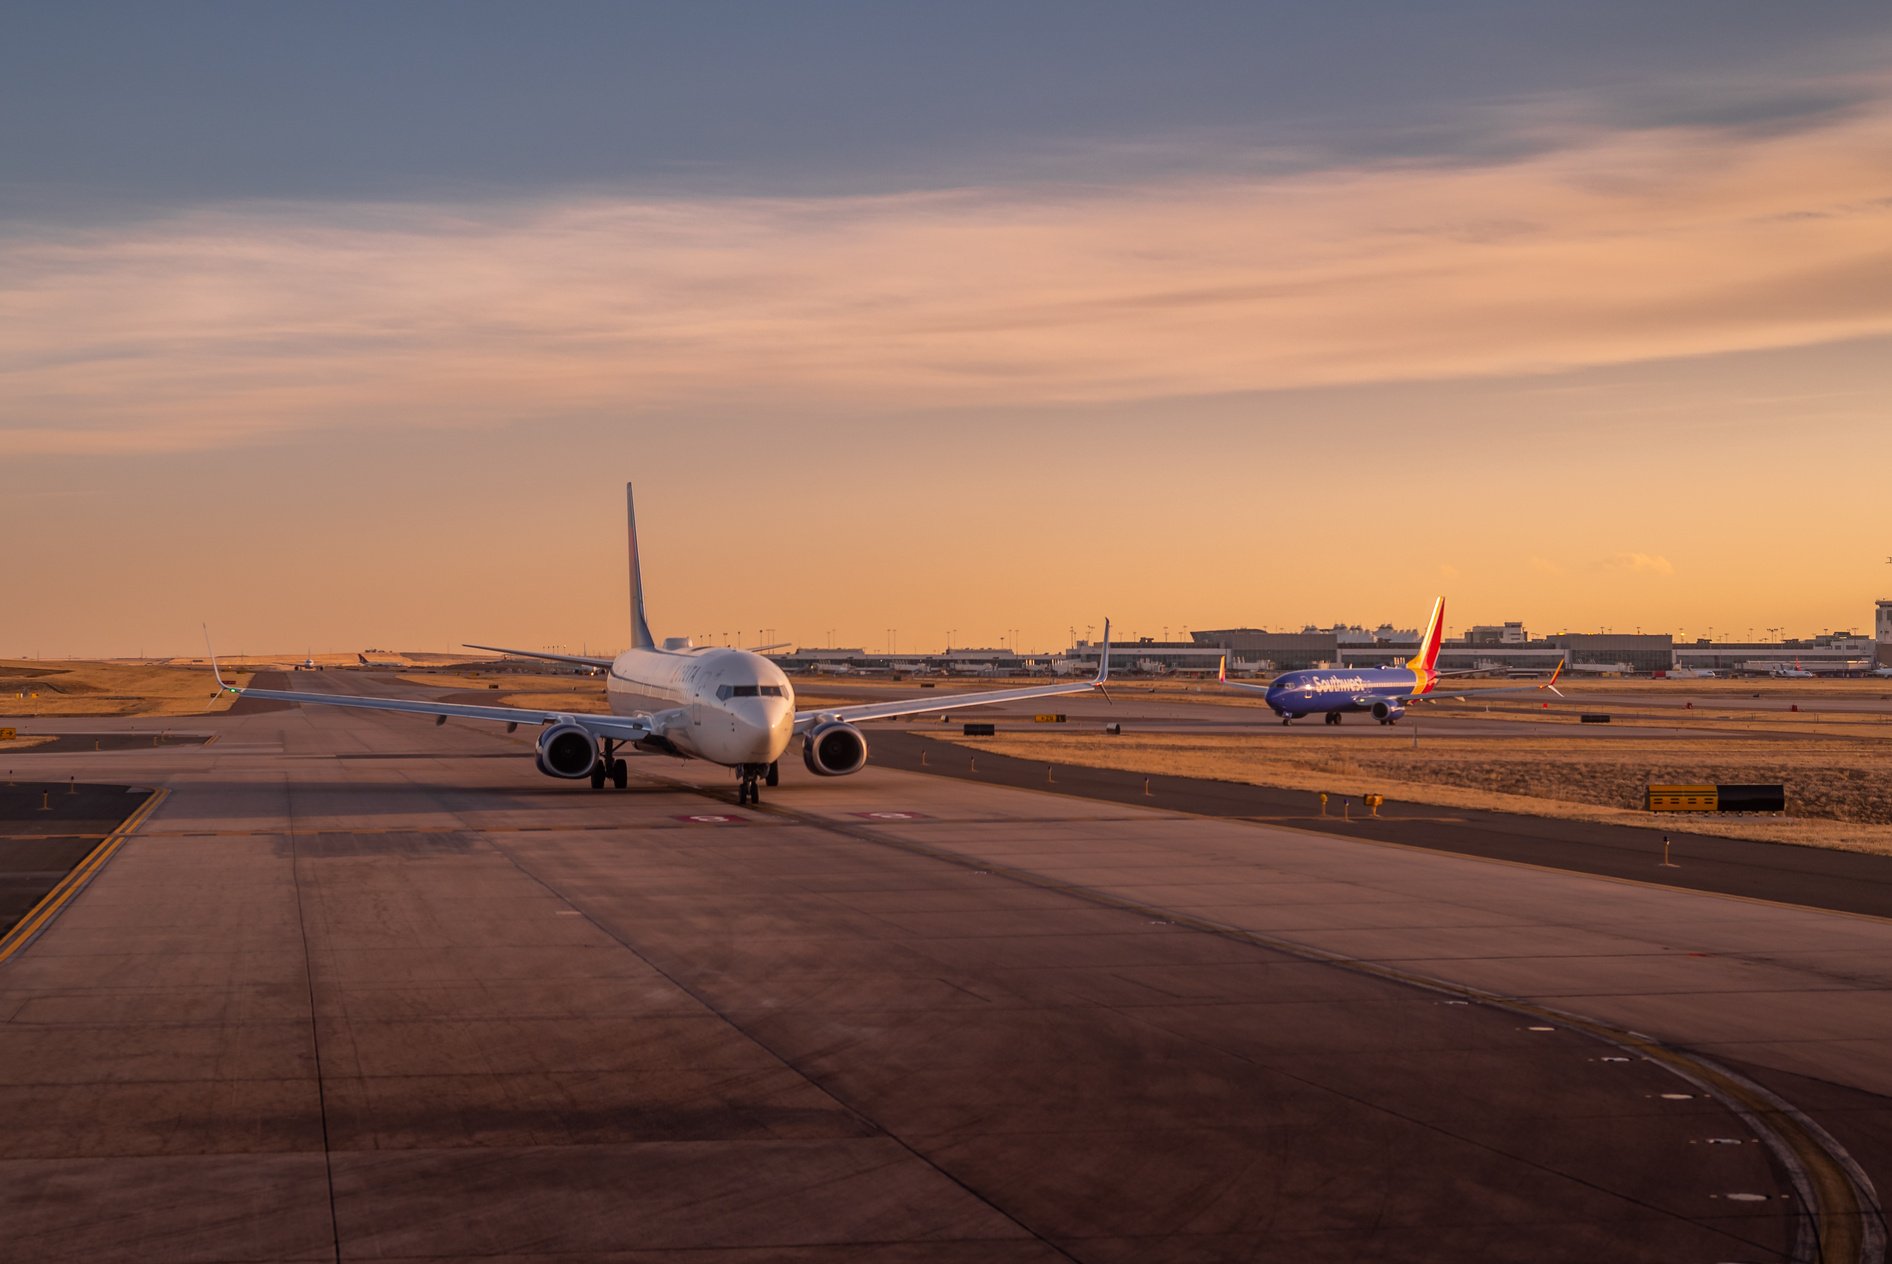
xmin=802 ymin=721 xmax=869 ymax=777
xmin=535 ymin=723 xmax=599 ymax=779
xmin=1370 ymin=700 xmax=1406 ymax=724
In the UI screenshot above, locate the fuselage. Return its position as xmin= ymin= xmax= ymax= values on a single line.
xmin=1263 ymin=666 xmax=1433 ymax=717
xmin=605 ymin=646 xmax=795 ymax=767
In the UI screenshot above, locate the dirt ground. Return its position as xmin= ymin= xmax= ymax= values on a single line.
xmin=0 ymin=660 xmax=251 ymax=718
xmin=933 ymin=726 xmax=1892 ymax=856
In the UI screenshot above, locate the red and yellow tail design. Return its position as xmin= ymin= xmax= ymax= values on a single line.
xmin=1405 ymin=597 xmax=1445 ymax=685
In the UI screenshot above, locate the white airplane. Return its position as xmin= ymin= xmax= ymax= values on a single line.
xmin=211 ymin=485 xmax=1111 ymax=805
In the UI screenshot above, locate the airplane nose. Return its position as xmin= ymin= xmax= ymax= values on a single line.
xmin=727 ymin=697 xmax=794 ymax=762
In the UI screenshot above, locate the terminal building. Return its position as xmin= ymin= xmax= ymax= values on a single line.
xmin=772 ymin=602 xmax=1892 ymax=679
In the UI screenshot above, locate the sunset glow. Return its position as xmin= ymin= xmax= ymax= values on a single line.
xmin=5 ymin=6 xmax=1890 ymax=655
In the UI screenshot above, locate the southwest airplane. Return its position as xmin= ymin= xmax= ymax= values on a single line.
xmin=1218 ymin=598 xmax=1562 ymax=724
xmin=211 ymin=485 xmax=1110 ymax=805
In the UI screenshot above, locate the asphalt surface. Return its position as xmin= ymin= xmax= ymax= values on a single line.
xmin=799 ymin=677 xmax=1892 ymax=738
xmin=869 ymin=731 xmax=1892 ymax=920
xmin=0 ymin=783 xmax=141 ymax=936
xmin=0 ymin=676 xmax=1886 ymax=1261
xmin=3 ymin=732 xmax=212 ymax=754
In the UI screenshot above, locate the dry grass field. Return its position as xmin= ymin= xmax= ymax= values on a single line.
xmin=935 ymin=726 xmax=1892 ymax=855
xmin=0 ymin=660 xmax=252 ymax=718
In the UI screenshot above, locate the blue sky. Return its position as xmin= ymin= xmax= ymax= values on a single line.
xmin=6 ymin=2 xmax=1884 ymax=210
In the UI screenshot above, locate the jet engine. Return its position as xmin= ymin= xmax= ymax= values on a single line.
xmin=535 ymin=723 xmax=599 ymax=779
xmin=802 ymin=721 xmax=869 ymax=777
xmin=1370 ymin=700 xmax=1406 ymax=724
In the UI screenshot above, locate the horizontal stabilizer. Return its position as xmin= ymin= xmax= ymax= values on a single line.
xmin=463 ymin=644 xmax=615 ymax=669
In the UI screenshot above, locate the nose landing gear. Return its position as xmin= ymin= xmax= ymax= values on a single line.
xmin=736 ymin=763 xmax=769 ymax=806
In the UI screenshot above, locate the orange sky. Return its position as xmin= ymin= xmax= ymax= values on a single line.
xmin=6 ymin=87 xmax=1892 ymax=656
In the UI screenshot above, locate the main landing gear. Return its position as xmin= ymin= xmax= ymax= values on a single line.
xmin=590 ymin=739 xmax=630 ymax=790
xmin=1324 ymin=712 xmax=1342 ymax=726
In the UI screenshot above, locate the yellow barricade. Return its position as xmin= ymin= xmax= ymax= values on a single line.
xmin=1647 ymin=784 xmax=1717 ymax=812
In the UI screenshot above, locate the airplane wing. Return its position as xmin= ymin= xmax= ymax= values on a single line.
xmin=208 ymin=639 xmax=652 ymax=741
xmin=463 ymin=643 xmax=617 ymax=669
xmin=793 ymin=620 xmax=1111 ymax=732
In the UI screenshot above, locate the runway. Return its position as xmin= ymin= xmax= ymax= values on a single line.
xmin=1 ymin=680 xmax=1886 ymax=1261
xmin=792 ymin=676 xmax=1892 ymax=740
xmin=867 ymin=731 xmax=1892 ymax=920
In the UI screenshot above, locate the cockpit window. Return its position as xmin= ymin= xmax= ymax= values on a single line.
xmin=715 ymin=683 xmax=786 ymax=700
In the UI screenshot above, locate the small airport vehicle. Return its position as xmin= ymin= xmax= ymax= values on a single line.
xmin=1217 ymin=598 xmax=1563 ymax=724
xmin=211 ymin=486 xmax=1109 ymax=805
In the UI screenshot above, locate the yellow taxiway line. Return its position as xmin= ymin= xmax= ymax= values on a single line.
xmin=0 ymin=786 xmax=168 ymax=966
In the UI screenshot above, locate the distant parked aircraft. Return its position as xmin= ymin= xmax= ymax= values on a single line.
xmin=1218 ymin=598 xmax=1562 ymax=725
xmin=212 ymin=485 xmax=1110 ymax=805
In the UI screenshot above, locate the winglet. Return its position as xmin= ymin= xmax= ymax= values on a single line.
xmin=202 ymin=624 xmax=238 ymax=694
xmin=1542 ymin=658 xmax=1566 ymax=697
xmin=1218 ymin=654 xmax=1228 ymax=684
xmin=1092 ymin=618 xmax=1112 ymax=686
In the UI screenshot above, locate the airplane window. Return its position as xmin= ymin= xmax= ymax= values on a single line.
xmin=716 ymin=683 xmax=785 ymax=699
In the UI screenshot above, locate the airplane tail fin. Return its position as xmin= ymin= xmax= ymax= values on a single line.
xmin=626 ymin=483 xmax=655 ymax=651
xmin=1405 ymin=597 xmax=1445 ymax=674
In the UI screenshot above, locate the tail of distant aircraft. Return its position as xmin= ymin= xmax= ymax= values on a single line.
xmin=1406 ymin=597 xmax=1445 ymax=676
xmin=626 ymin=483 xmax=655 ymax=651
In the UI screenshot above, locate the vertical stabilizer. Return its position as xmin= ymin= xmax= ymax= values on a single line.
xmin=1406 ymin=597 xmax=1445 ymax=674
xmin=626 ymin=483 xmax=656 ymax=650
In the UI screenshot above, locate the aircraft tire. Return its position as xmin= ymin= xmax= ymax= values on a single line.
xmin=611 ymin=760 xmax=628 ymax=789
xmin=765 ymin=761 xmax=780 ymax=788
xmin=589 ymin=764 xmax=607 ymax=789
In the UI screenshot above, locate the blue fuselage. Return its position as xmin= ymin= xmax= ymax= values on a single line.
xmin=1265 ymin=667 xmax=1426 ymax=717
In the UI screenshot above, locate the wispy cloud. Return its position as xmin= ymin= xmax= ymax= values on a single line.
xmin=1605 ymin=552 xmax=1677 ymax=576
xmin=4 ymin=97 xmax=1891 ymax=455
